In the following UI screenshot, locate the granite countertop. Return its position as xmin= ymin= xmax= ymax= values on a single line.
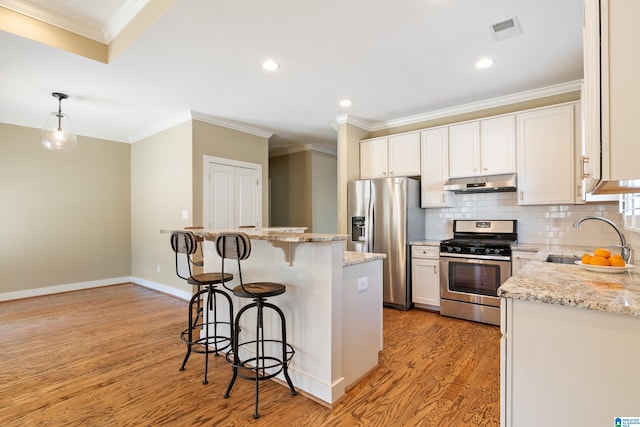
xmin=161 ymin=228 xmax=347 ymax=243
xmin=499 ymin=245 xmax=640 ymax=317
xmin=344 ymin=251 xmax=386 ymax=266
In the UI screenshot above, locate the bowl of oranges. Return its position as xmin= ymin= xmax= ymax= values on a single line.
xmin=576 ymin=248 xmax=634 ymax=273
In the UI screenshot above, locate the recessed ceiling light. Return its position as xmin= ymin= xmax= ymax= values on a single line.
xmin=339 ymin=99 xmax=352 ymax=107
xmin=475 ymin=58 xmax=494 ymax=69
xmin=262 ymin=60 xmax=279 ymax=71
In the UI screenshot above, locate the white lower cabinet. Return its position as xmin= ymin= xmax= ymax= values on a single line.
xmin=411 ymin=245 xmax=440 ymax=309
xmin=511 ymin=251 xmax=535 ymax=275
xmin=501 ymin=298 xmax=640 ymax=427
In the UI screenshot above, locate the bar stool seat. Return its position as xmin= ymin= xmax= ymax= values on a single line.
xmin=216 ymin=232 xmax=297 ymax=419
xmin=230 ymin=282 xmax=285 ymax=298
xmin=171 ymin=230 xmax=234 ymax=385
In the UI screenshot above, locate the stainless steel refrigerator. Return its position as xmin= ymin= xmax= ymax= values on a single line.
xmin=347 ymin=177 xmax=425 ymax=309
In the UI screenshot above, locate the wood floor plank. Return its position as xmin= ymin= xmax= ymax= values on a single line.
xmin=0 ymin=284 xmax=499 ymax=426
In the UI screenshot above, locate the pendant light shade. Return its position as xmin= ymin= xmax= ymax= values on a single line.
xmin=40 ymin=92 xmax=77 ymax=152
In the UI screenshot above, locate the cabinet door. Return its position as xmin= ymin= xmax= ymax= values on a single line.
xmin=421 ymin=127 xmax=453 ymax=207
xmin=511 ymin=251 xmax=535 ymax=275
xmin=360 ymin=137 xmax=388 ymax=179
xmin=449 ymin=122 xmax=480 ymax=178
xmin=582 ymin=1 xmax=601 ymax=193
xmin=516 ymin=105 xmax=575 ymax=205
xmin=412 ymin=258 xmax=440 ymax=307
xmin=388 ymin=132 xmax=421 ymax=177
xmin=481 ymin=115 xmax=516 ymax=175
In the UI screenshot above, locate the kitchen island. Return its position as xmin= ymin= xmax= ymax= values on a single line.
xmin=164 ymin=228 xmax=385 ymax=406
xmin=498 ymin=248 xmax=640 ymax=427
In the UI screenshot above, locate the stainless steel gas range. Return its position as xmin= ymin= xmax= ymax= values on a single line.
xmin=439 ymin=220 xmax=517 ymax=326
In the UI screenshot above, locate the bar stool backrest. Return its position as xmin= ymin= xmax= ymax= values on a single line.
xmin=170 ymin=231 xmax=198 ymax=281
xmin=215 ymin=232 xmax=253 ymax=295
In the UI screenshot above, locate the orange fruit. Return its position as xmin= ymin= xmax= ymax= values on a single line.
xmin=594 ymin=248 xmax=611 ymax=258
xmin=610 ymin=254 xmax=624 ymax=260
xmin=581 ymin=254 xmax=592 ymax=264
xmin=589 ymin=256 xmax=610 ymax=266
xmin=609 ymin=257 xmax=626 ymax=267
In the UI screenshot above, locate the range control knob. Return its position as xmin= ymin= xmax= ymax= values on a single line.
xmin=455 ymin=246 xmax=462 ymax=253
xmin=485 ymin=248 xmax=491 ymax=255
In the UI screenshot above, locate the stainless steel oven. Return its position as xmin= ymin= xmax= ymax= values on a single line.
xmin=439 ymin=220 xmax=517 ymax=326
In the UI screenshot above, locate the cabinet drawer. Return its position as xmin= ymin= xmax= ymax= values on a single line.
xmin=411 ymin=246 xmax=439 ymax=259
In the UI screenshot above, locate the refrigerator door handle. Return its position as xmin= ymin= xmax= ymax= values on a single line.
xmin=368 ymin=195 xmax=375 ymax=253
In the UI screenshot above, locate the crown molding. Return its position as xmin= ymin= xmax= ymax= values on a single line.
xmin=334 ymin=114 xmax=374 ymax=132
xmin=0 ymin=0 xmax=151 ymax=43
xmin=370 ymin=80 xmax=583 ymax=131
xmin=128 ymin=111 xmax=192 ymax=143
xmin=103 ymin=0 xmax=150 ymax=43
xmin=0 ymin=0 xmax=104 ymax=42
xmin=270 ymin=143 xmax=337 ymax=158
xmin=190 ymin=111 xmax=274 ymax=139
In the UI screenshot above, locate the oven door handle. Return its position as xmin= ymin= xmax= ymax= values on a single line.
xmin=439 ymin=253 xmax=511 ymax=262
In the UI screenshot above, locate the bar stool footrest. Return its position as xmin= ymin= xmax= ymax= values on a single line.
xmin=225 ymin=339 xmax=295 ymax=381
xmin=180 ymin=321 xmax=233 ymax=354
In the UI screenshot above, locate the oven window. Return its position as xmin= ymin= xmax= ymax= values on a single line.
xmin=448 ymin=262 xmax=500 ymax=297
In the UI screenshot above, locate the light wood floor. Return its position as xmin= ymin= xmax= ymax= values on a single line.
xmin=0 ymin=284 xmax=500 ymax=426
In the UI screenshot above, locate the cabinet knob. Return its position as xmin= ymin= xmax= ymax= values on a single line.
xmin=433 ymin=265 xmax=437 ymax=274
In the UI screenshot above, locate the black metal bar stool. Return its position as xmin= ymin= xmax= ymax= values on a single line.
xmin=170 ymin=230 xmax=234 ymax=385
xmin=215 ymin=232 xmax=297 ymax=419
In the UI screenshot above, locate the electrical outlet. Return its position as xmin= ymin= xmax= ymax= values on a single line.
xmin=157 ymin=264 xmax=161 ymax=273
xmin=181 ymin=210 xmax=189 ymax=220
xmin=357 ymin=277 xmax=368 ymax=292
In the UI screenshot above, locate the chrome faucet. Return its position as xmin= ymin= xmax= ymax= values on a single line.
xmin=573 ymin=216 xmax=632 ymax=262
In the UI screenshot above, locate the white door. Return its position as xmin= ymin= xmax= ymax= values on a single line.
xmin=234 ymin=166 xmax=260 ymax=228
xmin=205 ymin=157 xmax=262 ymax=230
xmin=209 ymin=163 xmax=235 ymax=229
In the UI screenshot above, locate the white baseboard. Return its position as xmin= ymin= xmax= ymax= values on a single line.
xmin=130 ymin=277 xmax=191 ymax=301
xmin=0 ymin=277 xmax=131 ymax=302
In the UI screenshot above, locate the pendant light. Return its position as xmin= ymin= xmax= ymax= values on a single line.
xmin=40 ymin=92 xmax=77 ymax=152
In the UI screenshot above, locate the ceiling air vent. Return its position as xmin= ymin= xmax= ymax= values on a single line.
xmin=490 ymin=16 xmax=522 ymax=41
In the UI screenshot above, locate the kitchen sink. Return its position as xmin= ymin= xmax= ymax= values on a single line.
xmin=545 ymin=254 xmax=580 ymax=264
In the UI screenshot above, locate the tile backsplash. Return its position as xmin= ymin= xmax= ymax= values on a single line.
xmin=424 ymin=192 xmax=640 ymax=252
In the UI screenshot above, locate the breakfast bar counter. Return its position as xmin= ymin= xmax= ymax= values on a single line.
xmin=162 ymin=228 xmax=385 ymax=406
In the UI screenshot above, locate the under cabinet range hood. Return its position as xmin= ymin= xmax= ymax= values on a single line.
xmin=443 ymin=173 xmax=517 ymax=193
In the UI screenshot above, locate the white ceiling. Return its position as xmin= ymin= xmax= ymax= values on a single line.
xmin=0 ymin=0 xmax=584 ymax=154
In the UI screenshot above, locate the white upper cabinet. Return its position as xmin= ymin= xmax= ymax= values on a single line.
xmin=516 ymin=103 xmax=576 ymax=205
xmin=420 ymin=127 xmax=453 ymax=208
xmin=360 ymin=132 xmax=420 ymax=179
xmin=448 ymin=122 xmax=480 ymax=178
xmin=449 ymin=116 xmax=515 ymax=178
xmin=360 ymin=137 xmax=388 ymax=179
xmin=583 ymin=0 xmax=640 ymax=194
xmin=480 ymin=116 xmax=516 ymax=175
